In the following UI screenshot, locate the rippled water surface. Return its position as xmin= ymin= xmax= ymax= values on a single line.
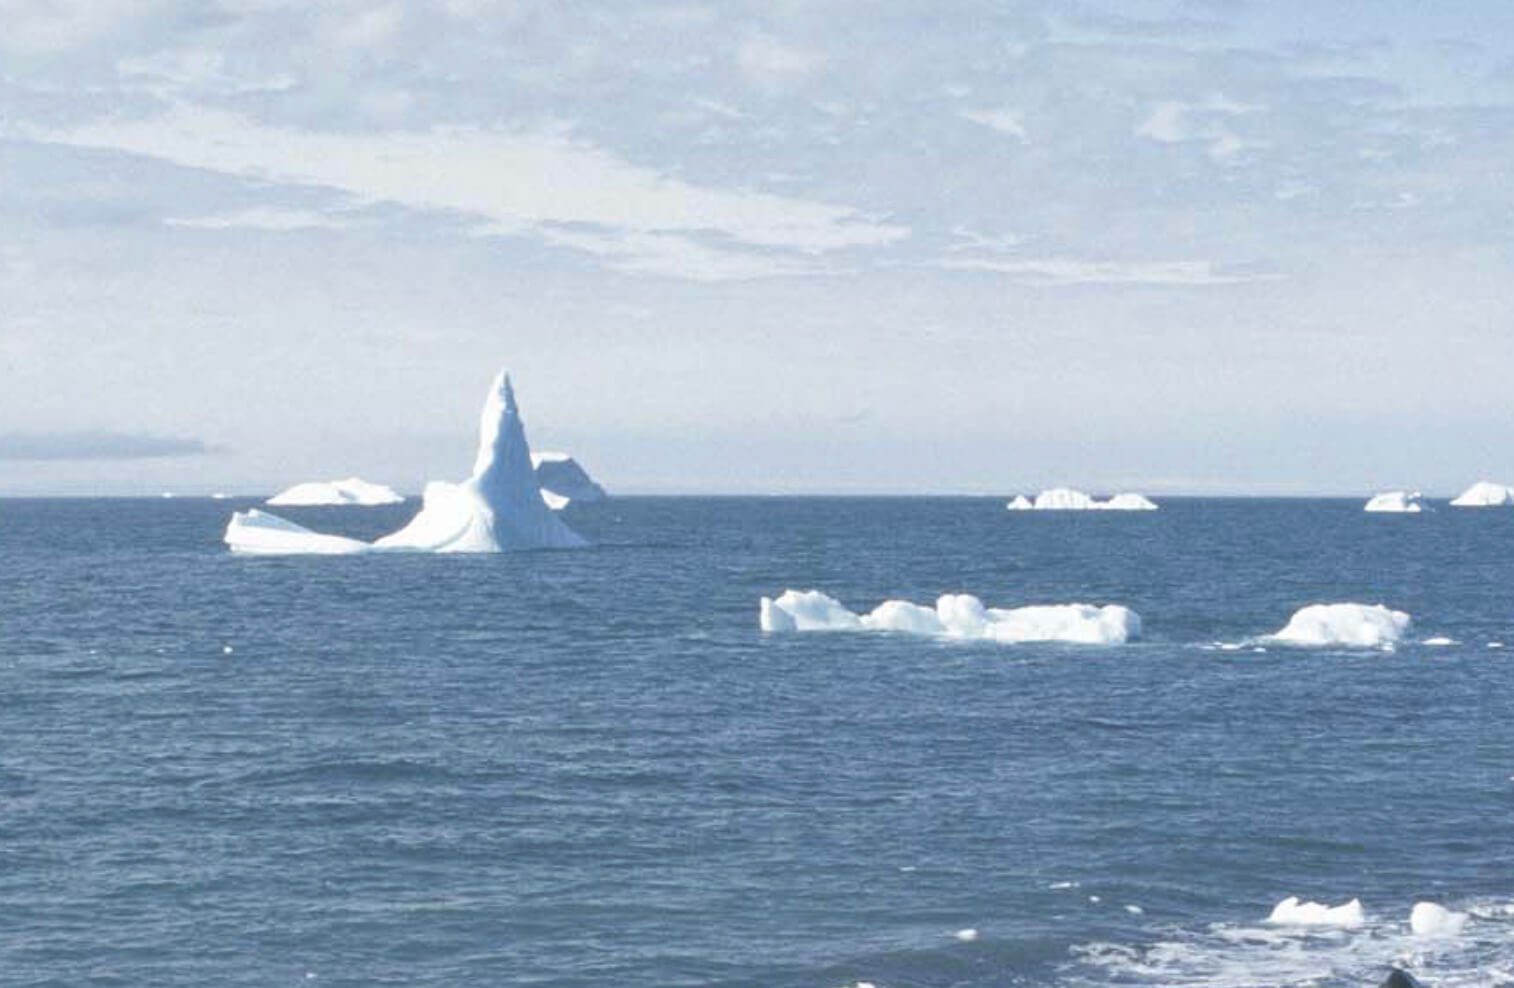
xmin=4 ymin=497 xmax=1514 ymax=987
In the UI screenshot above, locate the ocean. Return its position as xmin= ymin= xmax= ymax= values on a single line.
xmin=3 ymin=496 xmax=1514 ymax=987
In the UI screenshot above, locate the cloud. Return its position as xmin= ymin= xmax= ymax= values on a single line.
xmin=1135 ymin=95 xmax=1268 ymax=161
xmin=164 ymin=206 xmax=354 ymax=231
xmin=0 ymin=431 xmax=220 ymax=460
xmin=960 ymin=107 xmax=1029 ymax=142
xmin=24 ymin=104 xmax=908 ymax=275
xmin=737 ymin=32 xmax=821 ymax=88
xmin=940 ymin=256 xmax=1280 ymax=286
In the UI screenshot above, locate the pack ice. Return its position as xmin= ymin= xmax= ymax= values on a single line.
xmin=225 ymin=371 xmax=586 ymax=554
xmin=266 ymin=477 xmax=405 ymax=506
xmin=759 ymin=590 xmax=1141 ymax=644
xmin=1006 ymin=488 xmax=1158 ymax=511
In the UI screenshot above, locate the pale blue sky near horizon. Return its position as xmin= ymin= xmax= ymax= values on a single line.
xmin=2 ymin=0 xmax=1512 ymax=496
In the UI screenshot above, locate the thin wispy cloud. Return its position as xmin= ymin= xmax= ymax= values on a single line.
xmin=0 ymin=432 xmax=220 ymax=461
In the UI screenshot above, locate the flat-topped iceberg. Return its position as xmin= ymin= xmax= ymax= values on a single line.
xmin=1266 ymin=896 xmax=1365 ymax=928
xmin=531 ymin=452 xmax=607 ymax=510
xmin=1450 ymin=481 xmax=1514 ymax=507
xmin=760 ymin=590 xmax=1141 ymax=644
xmin=1364 ymin=491 xmax=1423 ymax=513
xmin=226 ymin=371 xmax=586 ymax=554
xmin=267 ymin=477 xmax=404 ymax=506
xmin=1006 ymin=488 xmax=1158 ymax=511
xmin=1266 ymin=603 xmax=1411 ymax=648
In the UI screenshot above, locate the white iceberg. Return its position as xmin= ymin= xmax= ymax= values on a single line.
xmin=224 ymin=508 xmax=371 ymax=555
xmin=1450 ymin=481 xmax=1514 ymax=507
xmin=1005 ymin=488 xmax=1158 ymax=511
xmin=531 ymin=451 xmax=607 ymax=509
xmin=267 ymin=476 xmax=405 ymax=506
xmin=760 ymin=590 xmax=1140 ymax=644
xmin=1364 ymin=491 xmax=1423 ymax=513
xmin=1267 ymin=603 xmax=1411 ymax=648
xmin=1410 ymin=901 xmax=1467 ymax=937
xmin=1266 ymin=896 xmax=1365 ymax=928
xmin=226 ymin=371 xmax=586 ymax=555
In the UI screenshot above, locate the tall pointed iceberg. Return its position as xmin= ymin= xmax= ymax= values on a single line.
xmin=225 ymin=370 xmax=586 ymax=554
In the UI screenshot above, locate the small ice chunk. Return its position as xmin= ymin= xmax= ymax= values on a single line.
xmin=222 ymin=645 xmax=234 ymax=654
xmin=1423 ymin=637 xmax=1456 ymax=646
xmin=1267 ymin=604 xmax=1411 ymax=648
xmin=1266 ymin=896 xmax=1365 ymax=928
xmin=1489 ymin=642 xmax=1506 ymax=649
xmin=954 ymin=928 xmax=979 ymax=942
xmin=1364 ymin=491 xmax=1424 ymax=513
xmin=1006 ymin=494 xmax=1034 ymax=511
xmin=1089 ymin=895 xmax=1101 ymax=903
xmin=1450 ymin=481 xmax=1514 ymax=507
xmin=1410 ymin=901 xmax=1467 ymax=937
xmin=1049 ymin=881 xmax=1080 ymax=889
xmin=1124 ymin=904 xmax=1144 ymax=915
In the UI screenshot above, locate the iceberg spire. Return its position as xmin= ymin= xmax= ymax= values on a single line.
xmin=226 ymin=368 xmax=587 ymax=554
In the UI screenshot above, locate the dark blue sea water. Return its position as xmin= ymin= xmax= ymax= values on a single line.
xmin=4 ymin=497 xmax=1514 ymax=988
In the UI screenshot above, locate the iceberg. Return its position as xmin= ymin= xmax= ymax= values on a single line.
xmin=531 ymin=451 xmax=607 ymax=509
xmin=1266 ymin=896 xmax=1365 ymax=928
xmin=223 ymin=508 xmax=371 ymax=555
xmin=226 ymin=371 xmax=586 ymax=554
xmin=1410 ymin=902 xmax=1467 ymax=937
xmin=759 ymin=590 xmax=1141 ymax=644
xmin=267 ymin=476 xmax=405 ymax=506
xmin=1005 ymin=488 xmax=1158 ymax=511
xmin=1266 ymin=603 xmax=1411 ymax=648
xmin=1450 ymin=481 xmax=1514 ymax=507
xmin=1364 ymin=491 xmax=1423 ymax=513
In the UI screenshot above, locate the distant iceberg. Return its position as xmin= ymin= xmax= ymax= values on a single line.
xmin=531 ymin=452 xmax=607 ymax=510
xmin=1364 ymin=491 xmax=1423 ymax=513
xmin=1006 ymin=488 xmax=1158 ymax=511
xmin=1450 ymin=481 xmax=1514 ymax=507
xmin=267 ymin=477 xmax=405 ymax=506
xmin=1266 ymin=896 xmax=1365 ymax=928
xmin=226 ymin=371 xmax=586 ymax=554
xmin=1266 ymin=603 xmax=1411 ymax=648
xmin=760 ymin=590 xmax=1141 ymax=644
xmin=1410 ymin=902 xmax=1467 ymax=937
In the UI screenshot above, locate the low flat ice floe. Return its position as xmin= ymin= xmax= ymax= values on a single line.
xmin=267 ymin=476 xmax=405 ymax=506
xmin=226 ymin=371 xmax=586 ymax=554
xmin=759 ymin=590 xmax=1141 ymax=644
xmin=1006 ymin=488 xmax=1158 ymax=511
xmin=1364 ymin=491 xmax=1423 ymax=513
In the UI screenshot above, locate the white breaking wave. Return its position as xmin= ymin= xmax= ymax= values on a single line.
xmin=1364 ymin=491 xmax=1423 ymax=513
xmin=1266 ymin=603 xmax=1411 ymax=649
xmin=1062 ymin=897 xmax=1506 ymax=988
xmin=266 ymin=477 xmax=404 ymax=506
xmin=226 ymin=371 xmax=586 ymax=554
xmin=759 ymin=590 xmax=1140 ymax=644
xmin=1006 ymin=488 xmax=1159 ymax=511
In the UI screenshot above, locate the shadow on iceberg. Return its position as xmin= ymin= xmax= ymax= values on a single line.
xmin=225 ymin=371 xmax=587 ymax=554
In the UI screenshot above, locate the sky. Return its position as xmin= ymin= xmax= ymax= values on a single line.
xmin=2 ymin=0 xmax=1513 ymax=496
